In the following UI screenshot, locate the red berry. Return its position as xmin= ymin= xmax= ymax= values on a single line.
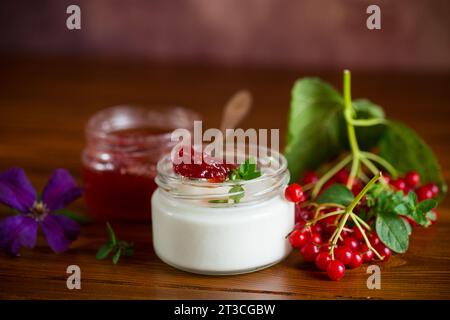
xmin=302 ymin=171 xmax=319 ymax=185
xmin=300 ymin=241 xmax=320 ymax=262
xmin=335 ymin=246 xmax=353 ymax=265
xmin=382 ymin=175 xmax=391 ymax=184
xmin=295 ymin=205 xmax=313 ymax=223
xmin=360 ymin=244 xmax=374 ymax=262
xmin=288 ymin=229 xmax=309 ymax=249
xmin=343 ymin=237 xmax=360 ymax=252
xmin=285 ymin=183 xmax=305 ymax=203
xmin=335 ymin=169 xmax=349 ymax=184
xmin=353 ymin=227 xmax=365 ymax=241
xmin=348 ymin=253 xmax=363 ymax=269
xmin=417 ymin=183 xmax=439 ymax=201
xmin=310 ymin=233 xmax=322 ymax=244
xmin=311 ymin=223 xmax=324 ymax=235
xmin=416 ymin=186 xmax=433 ymax=201
xmin=327 ymin=260 xmax=346 ymax=281
xmin=391 ymin=178 xmax=406 ymax=191
xmin=428 ymin=183 xmax=440 ymax=197
xmin=320 ymin=244 xmax=333 ymax=252
xmin=378 ymin=244 xmax=392 ymax=262
xmin=315 ymin=252 xmax=332 ymax=271
xmin=369 ymin=233 xmax=381 ymax=247
xmin=405 ymin=171 xmax=420 ymax=187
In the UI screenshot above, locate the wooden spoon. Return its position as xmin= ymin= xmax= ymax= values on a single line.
xmin=219 ymin=90 xmax=252 ymax=134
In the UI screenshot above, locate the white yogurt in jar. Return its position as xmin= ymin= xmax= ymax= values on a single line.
xmin=151 ymin=148 xmax=294 ymax=275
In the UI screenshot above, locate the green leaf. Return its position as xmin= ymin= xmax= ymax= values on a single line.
xmin=112 ymin=248 xmax=121 ymax=264
xmin=229 ymin=185 xmax=245 ymax=203
xmin=379 ymin=121 xmax=447 ymax=201
xmin=343 ymin=99 xmax=386 ymax=150
xmin=401 ymin=217 xmax=412 ymax=236
xmin=417 ymin=199 xmax=437 ymax=214
xmin=233 ymin=158 xmax=261 ymax=181
xmin=106 ymin=222 xmax=117 ymax=245
xmin=55 ymin=209 xmax=93 ymax=224
xmin=317 ymin=184 xmax=354 ymax=206
xmin=376 ymin=211 xmax=409 ymax=253
xmin=96 ymin=242 xmax=114 ymax=260
xmin=285 ymin=78 xmax=344 ymax=180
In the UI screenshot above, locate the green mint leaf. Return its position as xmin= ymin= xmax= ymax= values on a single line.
xmin=229 ymin=185 xmax=245 ymax=203
xmin=106 ymin=222 xmax=117 ymax=245
xmin=401 ymin=217 xmax=412 ymax=236
xmin=96 ymin=242 xmax=114 ymax=260
xmin=285 ymin=78 xmax=344 ymax=180
xmin=376 ymin=211 xmax=409 ymax=253
xmin=416 ymin=199 xmax=437 ymax=214
xmin=233 ymin=158 xmax=261 ymax=181
xmin=112 ymin=248 xmax=121 ymax=264
xmin=242 ymin=171 xmax=261 ymax=181
xmin=379 ymin=121 xmax=447 ymax=202
xmin=317 ymin=183 xmax=354 ymax=206
xmin=55 ymin=209 xmax=93 ymax=224
xmin=394 ymin=203 xmax=409 ymax=215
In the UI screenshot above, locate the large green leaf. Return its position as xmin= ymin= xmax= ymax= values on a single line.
xmin=348 ymin=99 xmax=386 ymax=150
xmin=285 ymin=78 xmax=344 ymax=180
xmin=376 ymin=211 xmax=409 ymax=253
xmin=379 ymin=121 xmax=447 ymax=201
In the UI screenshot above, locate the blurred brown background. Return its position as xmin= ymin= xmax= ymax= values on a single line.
xmin=1 ymin=0 xmax=449 ymax=71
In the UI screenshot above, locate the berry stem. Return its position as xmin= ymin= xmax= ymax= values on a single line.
xmin=351 ymin=212 xmax=371 ymax=230
xmin=311 ymin=154 xmax=352 ymax=198
xmin=350 ymin=212 xmax=383 ymax=260
xmin=329 ymin=173 xmax=381 ymax=258
xmin=361 ymin=151 xmax=398 ymax=178
xmin=310 ymin=210 xmax=345 ymax=225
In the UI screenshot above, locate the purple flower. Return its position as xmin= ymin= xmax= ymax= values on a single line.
xmin=0 ymin=168 xmax=82 ymax=256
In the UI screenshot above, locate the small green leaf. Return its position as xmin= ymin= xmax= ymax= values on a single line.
xmin=112 ymin=248 xmax=121 ymax=264
xmin=417 ymin=199 xmax=437 ymax=214
xmin=106 ymin=222 xmax=117 ymax=245
xmin=229 ymin=185 xmax=245 ymax=203
xmin=317 ymin=184 xmax=354 ymax=206
xmin=96 ymin=242 xmax=114 ymax=260
xmin=376 ymin=212 xmax=409 ymax=253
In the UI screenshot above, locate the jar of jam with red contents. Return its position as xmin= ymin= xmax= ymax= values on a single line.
xmin=82 ymin=105 xmax=199 ymax=221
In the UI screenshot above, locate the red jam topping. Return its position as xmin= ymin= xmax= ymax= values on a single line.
xmin=172 ymin=147 xmax=236 ymax=182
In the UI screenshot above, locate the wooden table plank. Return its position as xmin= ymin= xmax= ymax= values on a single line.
xmin=0 ymin=57 xmax=449 ymax=299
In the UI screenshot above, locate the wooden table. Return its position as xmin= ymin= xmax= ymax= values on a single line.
xmin=1 ymin=57 xmax=449 ymax=299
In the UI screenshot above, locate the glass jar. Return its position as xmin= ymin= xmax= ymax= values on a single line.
xmin=82 ymin=105 xmax=200 ymax=221
xmin=151 ymin=147 xmax=294 ymax=275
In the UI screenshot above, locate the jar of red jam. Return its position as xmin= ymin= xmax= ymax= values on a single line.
xmin=82 ymin=105 xmax=200 ymax=221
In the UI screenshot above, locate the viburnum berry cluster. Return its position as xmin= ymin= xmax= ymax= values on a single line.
xmin=285 ymin=169 xmax=440 ymax=281
xmin=283 ymin=70 xmax=441 ymax=281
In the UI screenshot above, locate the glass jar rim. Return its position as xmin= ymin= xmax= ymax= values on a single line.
xmin=85 ymin=105 xmax=200 ymax=147
xmin=155 ymin=145 xmax=290 ymax=206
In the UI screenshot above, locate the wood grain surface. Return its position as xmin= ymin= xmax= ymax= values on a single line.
xmin=0 ymin=57 xmax=449 ymax=299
